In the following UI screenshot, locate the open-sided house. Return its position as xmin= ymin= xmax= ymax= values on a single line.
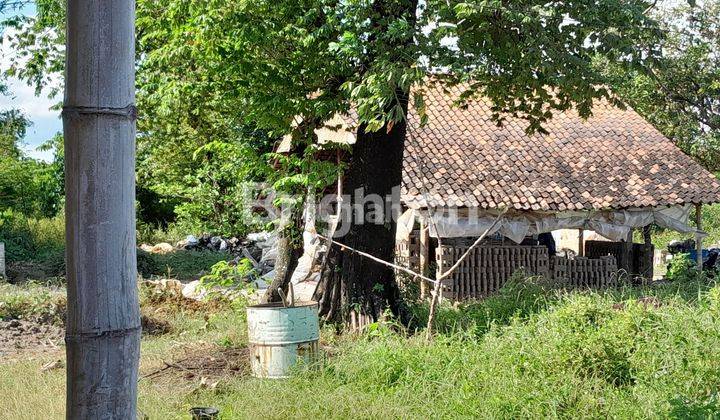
xmin=280 ymin=83 xmax=720 ymax=300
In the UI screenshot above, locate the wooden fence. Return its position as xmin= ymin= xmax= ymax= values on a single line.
xmin=435 ymin=244 xmax=621 ymax=300
xmin=435 ymin=245 xmax=550 ymax=299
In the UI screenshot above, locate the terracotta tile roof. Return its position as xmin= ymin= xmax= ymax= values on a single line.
xmin=400 ymin=84 xmax=720 ymax=211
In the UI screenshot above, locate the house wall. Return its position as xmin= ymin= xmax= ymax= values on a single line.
xmin=553 ymin=229 xmax=611 ymax=254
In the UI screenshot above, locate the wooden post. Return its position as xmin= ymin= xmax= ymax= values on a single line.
xmin=0 ymin=242 xmax=5 ymax=280
xmin=696 ymin=203 xmax=703 ymax=271
xmin=618 ymin=228 xmax=633 ymax=276
xmin=419 ymin=218 xmax=429 ymax=299
xmin=578 ymin=228 xmax=585 ymax=256
xmin=64 ymin=1 xmax=140 ymax=418
xmin=642 ymin=225 xmax=654 ymax=280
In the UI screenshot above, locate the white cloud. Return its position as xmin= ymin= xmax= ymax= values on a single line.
xmin=1 ymin=25 xmax=62 ymax=115
xmin=21 ymin=144 xmax=54 ymax=162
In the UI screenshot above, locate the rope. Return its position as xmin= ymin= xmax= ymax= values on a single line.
xmin=316 ymin=233 xmax=441 ymax=285
xmin=316 ymin=209 xmax=506 ymax=287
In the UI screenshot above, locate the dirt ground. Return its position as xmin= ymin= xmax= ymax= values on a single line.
xmin=0 ymin=319 xmax=64 ymax=359
xmin=141 ymin=344 xmax=250 ymax=388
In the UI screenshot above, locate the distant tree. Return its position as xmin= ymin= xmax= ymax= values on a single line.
xmin=0 ymin=108 xmax=27 ymax=159
xmin=0 ymin=107 xmax=62 ymax=217
xmin=603 ymin=0 xmax=720 ymax=170
xmin=2 ymin=0 xmax=275 ymax=235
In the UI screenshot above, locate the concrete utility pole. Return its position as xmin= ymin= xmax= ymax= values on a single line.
xmin=63 ymin=1 xmax=140 ymax=418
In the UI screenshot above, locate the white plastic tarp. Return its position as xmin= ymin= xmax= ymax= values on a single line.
xmin=398 ymin=204 xmax=698 ymax=243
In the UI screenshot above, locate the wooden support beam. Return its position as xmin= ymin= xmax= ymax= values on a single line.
xmin=618 ymin=228 xmax=634 ymax=276
xmin=642 ymin=225 xmax=654 ymax=280
xmin=578 ymin=228 xmax=585 ymax=256
xmin=696 ymin=203 xmax=703 ymax=271
xmin=419 ymin=218 xmax=429 ymax=299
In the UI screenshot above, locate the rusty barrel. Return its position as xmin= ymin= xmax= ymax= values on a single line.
xmin=247 ymin=301 xmax=319 ymax=378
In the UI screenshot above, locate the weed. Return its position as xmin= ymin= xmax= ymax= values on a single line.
xmin=3 ymin=276 xmax=720 ymax=418
xmin=137 ymin=249 xmax=230 ymax=280
xmin=200 ymin=259 xmax=254 ymax=289
xmin=0 ymin=283 xmax=66 ymax=325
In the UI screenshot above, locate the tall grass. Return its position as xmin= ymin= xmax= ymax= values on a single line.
xmin=2 ymin=277 xmax=720 ymax=418
xmin=205 ymin=280 xmax=720 ymax=418
xmin=0 ymin=210 xmax=65 ymax=263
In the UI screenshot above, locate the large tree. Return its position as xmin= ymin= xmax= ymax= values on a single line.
xmin=3 ymin=0 xmax=662 ymax=325
xmin=213 ymin=0 xmax=660 ymax=324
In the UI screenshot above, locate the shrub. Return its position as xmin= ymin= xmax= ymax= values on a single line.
xmin=666 ymin=253 xmax=699 ymax=282
xmin=0 ymin=210 xmax=65 ymax=266
xmin=0 ymin=283 xmax=66 ymax=325
xmin=200 ymin=259 xmax=255 ymax=288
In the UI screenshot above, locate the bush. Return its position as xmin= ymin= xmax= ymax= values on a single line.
xmin=666 ymin=253 xmax=699 ymax=282
xmin=200 ymin=259 xmax=255 ymax=288
xmin=0 ymin=283 xmax=66 ymax=325
xmin=0 ymin=210 xmax=65 ymax=265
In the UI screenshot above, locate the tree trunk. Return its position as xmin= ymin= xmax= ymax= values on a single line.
xmin=64 ymin=1 xmax=140 ymax=418
xmin=262 ymin=234 xmax=302 ymax=303
xmin=315 ymin=0 xmax=418 ymax=328
xmin=317 ymin=116 xmax=408 ymax=327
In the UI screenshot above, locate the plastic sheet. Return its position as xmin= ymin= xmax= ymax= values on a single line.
xmin=399 ymin=204 xmax=697 ymax=243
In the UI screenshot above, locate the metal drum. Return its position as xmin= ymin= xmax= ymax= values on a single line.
xmin=247 ymin=301 xmax=320 ymax=378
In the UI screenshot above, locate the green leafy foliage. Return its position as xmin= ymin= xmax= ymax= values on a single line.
xmin=0 ymin=282 xmax=66 ymax=325
xmin=602 ymin=0 xmax=720 ymax=170
xmin=0 ymin=209 xmax=64 ymax=264
xmin=0 ymin=111 xmax=63 ymax=218
xmin=200 ymin=259 xmax=255 ymax=289
xmin=666 ymin=253 xmax=699 ymax=282
xmin=3 ymin=0 xmax=666 ymax=238
xmin=158 ymin=138 xmax=270 ymax=236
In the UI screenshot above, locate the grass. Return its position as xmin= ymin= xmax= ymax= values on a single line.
xmin=0 ymin=282 xmax=66 ymax=325
xmin=2 ymin=276 xmax=720 ymax=418
xmin=0 ymin=212 xmax=228 ymax=282
xmin=0 ymin=212 xmax=65 ymax=263
xmin=0 ymin=245 xmax=717 ymax=418
xmin=137 ymin=249 xmax=231 ymax=280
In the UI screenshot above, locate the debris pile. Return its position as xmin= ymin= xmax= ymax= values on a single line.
xmin=138 ymin=232 xmax=279 ymax=295
xmin=667 ymin=238 xmax=696 ymax=254
xmin=176 ymin=234 xmax=243 ymax=254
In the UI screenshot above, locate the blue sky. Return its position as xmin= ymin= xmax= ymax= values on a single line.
xmin=1 ymin=3 xmax=60 ymax=162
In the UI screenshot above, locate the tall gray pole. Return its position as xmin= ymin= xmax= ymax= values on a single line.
xmin=63 ymin=1 xmax=140 ymax=418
